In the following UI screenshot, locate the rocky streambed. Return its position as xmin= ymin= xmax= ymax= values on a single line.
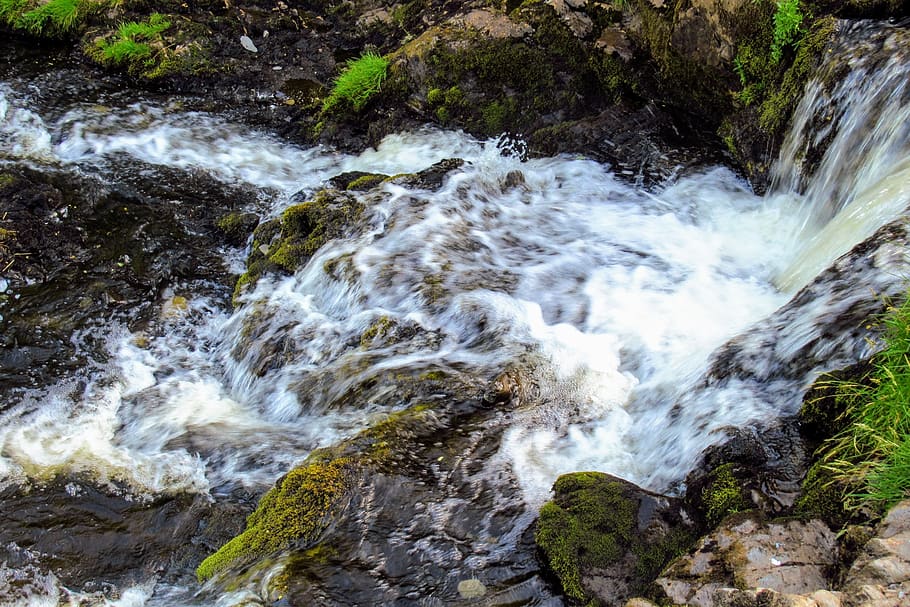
xmin=2 ymin=2 xmax=910 ymax=607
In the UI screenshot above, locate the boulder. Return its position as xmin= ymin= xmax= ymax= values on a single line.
xmin=536 ymin=471 xmax=697 ymax=606
xmin=656 ymin=514 xmax=837 ymax=607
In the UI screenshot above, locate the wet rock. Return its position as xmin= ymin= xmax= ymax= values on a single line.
xmin=197 ymin=373 xmax=562 ymax=604
xmin=655 ymin=514 xmax=838 ymax=607
xmin=685 ymin=420 xmax=813 ymax=522
xmin=0 ymin=479 xmax=211 ymax=591
xmin=0 ymin=163 xmax=251 ymax=393
xmin=392 ymin=158 xmax=465 ymax=190
xmin=536 ymin=471 xmax=697 ymax=606
xmin=232 ymin=188 xmax=365 ymax=303
xmin=328 ymin=171 xmax=389 ymax=191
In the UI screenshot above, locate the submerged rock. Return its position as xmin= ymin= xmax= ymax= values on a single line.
xmin=0 ymin=479 xmax=214 ymax=592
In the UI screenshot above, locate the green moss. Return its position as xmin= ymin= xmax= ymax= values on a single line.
xmin=795 ymin=464 xmax=850 ymax=528
xmin=0 ymin=173 xmax=14 ymax=188
xmin=426 ymin=87 xmax=444 ymax=105
xmin=360 ymin=316 xmax=395 ymax=347
xmin=535 ymin=473 xmax=637 ymax=603
xmin=759 ymin=16 xmax=836 ymax=133
xmin=196 ymin=456 xmax=356 ymax=581
xmin=233 ymin=191 xmax=364 ymax=304
xmin=345 ymin=174 xmax=386 ymax=191
xmin=216 ymin=211 xmax=257 ymax=243
xmin=702 ymin=464 xmax=750 ymax=527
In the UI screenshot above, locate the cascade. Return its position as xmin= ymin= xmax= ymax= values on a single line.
xmin=0 ymin=18 xmax=909 ymax=607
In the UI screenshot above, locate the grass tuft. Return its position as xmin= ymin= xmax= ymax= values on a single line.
xmin=322 ymin=51 xmax=389 ymax=113
xmin=91 ymin=13 xmax=172 ymax=75
xmin=4 ymin=0 xmax=91 ymax=35
xmin=813 ymin=294 xmax=910 ymax=512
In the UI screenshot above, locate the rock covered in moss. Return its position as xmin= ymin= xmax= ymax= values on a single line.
xmin=232 ymin=188 xmax=365 ymax=304
xmin=535 ymin=471 xmax=696 ymax=606
xmin=196 ymin=456 xmax=357 ymax=581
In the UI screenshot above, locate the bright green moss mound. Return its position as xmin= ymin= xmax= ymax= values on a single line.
xmin=702 ymin=463 xmax=750 ymax=527
xmin=322 ymin=51 xmax=389 ymax=113
xmin=535 ymin=473 xmax=638 ymax=603
xmin=196 ymin=456 xmax=355 ymax=581
xmin=536 ymin=472 xmax=694 ymax=604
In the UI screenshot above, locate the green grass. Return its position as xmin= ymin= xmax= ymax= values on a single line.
xmin=15 ymin=0 xmax=79 ymax=33
xmin=1 ymin=0 xmax=97 ymax=35
xmin=322 ymin=51 xmax=389 ymax=113
xmin=91 ymin=13 xmax=171 ymax=74
xmin=770 ymin=0 xmax=803 ymax=63
xmin=815 ymin=295 xmax=910 ymax=511
xmin=0 ymin=0 xmax=30 ymax=23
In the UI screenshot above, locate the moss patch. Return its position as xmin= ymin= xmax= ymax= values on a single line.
xmin=702 ymin=463 xmax=750 ymax=527
xmin=196 ymin=456 xmax=356 ymax=581
xmin=535 ymin=472 xmax=692 ymax=604
xmin=83 ymin=11 xmax=211 ymax=79
xmin=232 ymin=190 xmax=364 ymax=304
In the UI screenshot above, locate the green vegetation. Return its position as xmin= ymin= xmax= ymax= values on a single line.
xmin=196 ymin=456 xmax=355 ymax=581
xmin=322 ymin=51 xmax=389 ymax=113
xmin=770 ymin=0 xmax=803 ymax=64
xmin=536 ymin=472 xmax=694 ymax=605
xmin=702 ymin=464 xmax=750 ymax=526
xmin=232 ymin=190 xmax=365 ymax=304
xmin=1 ymin=0 xmax=100 ymax=36
xmin=90 ymin=13 xmax=172 ymax=75
xmin=15 ymin=0 xmax=78 ymax=34
xmin=802 ymin=295 xmax=910 ymax=515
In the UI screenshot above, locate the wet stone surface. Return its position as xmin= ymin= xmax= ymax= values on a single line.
xmin=0 ymin=162 xmax=257 ymax=395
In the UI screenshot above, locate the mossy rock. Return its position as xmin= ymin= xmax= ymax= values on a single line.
xmin=82 ymin=12 xmax=212 ymax=79
xmin=700 ymin=463 xmax=751 ymax=527
xmin=799 ymin=359 xmax=874 ymax=441
xmin=232 ymin=189 xmax=365 ymax=304
xmin=196 ymin=455 xmax=358 ymax=581
xmin=536 ymin=472 xmax=696 ymax=605
xmin=196 ymin=376 xmax=478 ymax=582
xmin=794 ymin=463 xmax=851 ymax=529
xmin=328 ymin=171 xmax=389 ymax=191
xmin=216 ymin=211 xmax=259 ymax=246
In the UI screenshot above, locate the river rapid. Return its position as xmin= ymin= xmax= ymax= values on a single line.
xmin=1 ymin=19 xmax=910 ymax=607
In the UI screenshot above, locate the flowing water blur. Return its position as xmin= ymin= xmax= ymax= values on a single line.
xmin=1 ymin=19 xmax=910 ymax=606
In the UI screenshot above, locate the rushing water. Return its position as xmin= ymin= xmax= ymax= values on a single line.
xmin=1 ymin=18 xmax=910 ymax=607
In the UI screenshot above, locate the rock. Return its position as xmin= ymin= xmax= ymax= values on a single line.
xmin=0 ymin=479 xmax=217 ymax=592
xmin=840 ymin=499 xmax=910 ymax=606
xmin=535 ymin=472 xmax=697 ymax=606
xmin=457 ymin=578 xmax=487 ymax=598
xmin=240 ymin=35 xmax=258 ymax=53
xmin=656 ymin=514 xmax=837 ymax=607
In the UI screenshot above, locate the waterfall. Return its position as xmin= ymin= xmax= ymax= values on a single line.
xmin=770 ymin=20 xmax=910 ymax=292
xmin=1 ymin=18 xmax=910 ymax=607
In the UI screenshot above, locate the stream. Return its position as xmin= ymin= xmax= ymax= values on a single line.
xmin=1 ymin=18 xmax=910 ymax=607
